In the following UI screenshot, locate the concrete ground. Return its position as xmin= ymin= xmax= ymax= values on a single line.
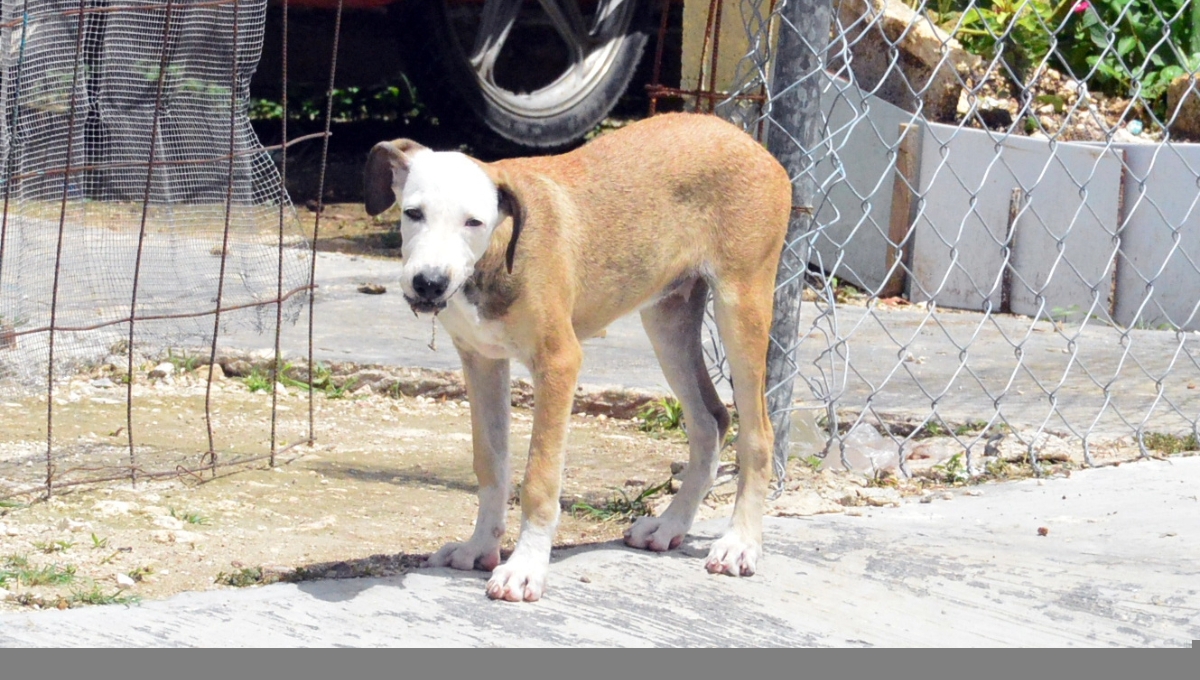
xmin=4 ymin=251 xmax=1199 ymax=647
xmin=2 ymin=455 xmax=1197 ymax=647
xmin=224 ymin=252 xmax=1200 ymax=439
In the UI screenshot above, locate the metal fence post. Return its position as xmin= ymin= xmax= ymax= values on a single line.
xmin=765 ymin=0 xmax=833 ymax=486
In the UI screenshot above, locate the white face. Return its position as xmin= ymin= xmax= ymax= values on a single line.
xmin=395 ymin=151 xmax=502 ymax=314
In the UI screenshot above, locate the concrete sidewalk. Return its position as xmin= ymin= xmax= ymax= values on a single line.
xmin=3 ymin=456 xmax=1196 ymax=647
xmin=222 ymin=252 xmax=1200 ymax=439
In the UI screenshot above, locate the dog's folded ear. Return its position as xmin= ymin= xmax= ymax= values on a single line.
xmin=364 ymin=139 xmax=429 ymax=217
xmin=497 ymin=183 xmax=523 ymax=275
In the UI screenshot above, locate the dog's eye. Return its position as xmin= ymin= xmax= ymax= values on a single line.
xmin=464 ymin=218 xmax=484 ymax=228
xmin=403 ymin=208 xmax=424 ymax=222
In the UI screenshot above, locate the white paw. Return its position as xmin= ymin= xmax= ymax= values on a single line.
xmin=623 ymin=515 xmax=688 ymax=552
xmin=426 ymin=539 xmax=501 ymax=572
xmin=485 ymin=555 xmax=548 ymax=602
xmin=704 ymin=532 xmax=761 ymax=577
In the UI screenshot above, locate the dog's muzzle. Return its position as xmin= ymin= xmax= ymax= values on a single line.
xmin=406 ymin=271 xmax=451 ymax=314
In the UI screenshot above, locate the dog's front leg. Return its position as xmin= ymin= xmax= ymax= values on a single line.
xmin=428 ymin=346 xmax=511 ymax=572
xmin=486 ymin=334 xmax=582 ymax=602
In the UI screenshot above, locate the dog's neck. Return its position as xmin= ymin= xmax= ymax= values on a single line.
xmin=462 ymin=217 xmax=522 ymax=320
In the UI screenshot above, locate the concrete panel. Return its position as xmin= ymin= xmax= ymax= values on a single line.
xmin=910 ymin=124 xmax=1121 ymax=315
xmin=809 ymin=80 xmax=918 ymax=295
xmin=1112 ymin=144 xmax=1200 ymax=330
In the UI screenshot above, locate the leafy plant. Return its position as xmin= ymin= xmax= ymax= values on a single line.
xmin=1142 ymin=431 xmax=1200 ymax=454
xmin=933 ymin=452 xmax=972 ymax=484
xmin=0 ymin=555 xmax=76 ymax=587
xmin=32 ymin=539 xmax=74 ymax=554
xmin=169 ymin=507 xmax=210 ymax=525
xmin=215 ymin=566 xmax=266 ymax=588
xmin=242 ymin=368 xmax=272 ymax=394
xmin=571 ymin=479 xmax=672 ymax=522
xmin=932 ymin=1 xmax=1200 ymax=114
xmin=70 ymin=584 xmax=139 ymax=607
xmin=637 ymin=398 xmax=685 ymax=433
xmin=164 ymin=349 xmax=202 ymax=374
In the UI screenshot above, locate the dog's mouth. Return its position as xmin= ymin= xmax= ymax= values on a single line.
xmin=404 ymin=296 xmax=447 ymax=315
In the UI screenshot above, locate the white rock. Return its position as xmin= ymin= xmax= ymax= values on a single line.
xmin=0 ymin=523 xmax=17 ymax=537
xmin=57 ymin=518 xmax=91 ymax=532
xmin=0 ymin=586 xmax=12 ymax=601
xmin=115 ymin=573 xmax=136 ymax=589
xmin=90 ymin=377 xmax=116 ymax=389
xmin=92 ymin=500 xmax=136 ymax=516
xmin=173 ymin=530 xmax=204 ymax=544
xmin=153 ymin=515 xmax=184 ymax=530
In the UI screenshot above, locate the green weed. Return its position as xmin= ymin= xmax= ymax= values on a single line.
xmin=70 ymin=584 xmax=139 ymax=607
xmin=571 ymin=479 xmax=672 ymax=522
xmin=0 ymin=555 xmax=76 ymax=587
xmin=932 ymin=453 xmax=971 ymax=485
xmin=1142 ymin=432 xmax=1200 ymax=455
xmin=215 ymin=567 xmax=266 ymax=588
xmin=169 ymin=507 xmax=210 ymax=526
xmin=638 ymin=398 xmax=685 ymax=433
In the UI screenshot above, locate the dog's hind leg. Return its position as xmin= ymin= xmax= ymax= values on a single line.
xmin=427 ymin=346 xmax=511 ymax=572
xmin=704 ymin=272 xmax=776 ymax=577
xmin=625 ymin=278 xmax=731 ymax=552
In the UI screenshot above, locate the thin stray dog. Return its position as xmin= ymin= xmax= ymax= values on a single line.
xmin=363 ymin=113 xmax=791 ymax=602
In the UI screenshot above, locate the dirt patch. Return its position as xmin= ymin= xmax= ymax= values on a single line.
xmin=0 ymin=369 xmax=878 ymax=611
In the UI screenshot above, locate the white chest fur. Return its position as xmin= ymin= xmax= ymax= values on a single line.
xmin=436 ymin=294 xmax=521 ymax=361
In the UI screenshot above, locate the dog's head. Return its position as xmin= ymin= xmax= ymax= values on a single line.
xmin=364 ymin=139 xmax=521 ymax=315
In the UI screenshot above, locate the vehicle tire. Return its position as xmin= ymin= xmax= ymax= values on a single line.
xmin=396 ymin=0 xmax=654 ymax=152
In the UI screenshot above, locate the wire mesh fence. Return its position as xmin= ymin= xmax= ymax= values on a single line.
xmin=0 ymin=0 xmax=340 ymax=497
xmin=701 ymin=0 xmax=1200 ymax=481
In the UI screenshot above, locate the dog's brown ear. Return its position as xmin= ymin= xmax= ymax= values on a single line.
xmin=497 ymin=184 xmax=523 ymax=275
xmin=363 ymin=139 xmax=428 ymax=217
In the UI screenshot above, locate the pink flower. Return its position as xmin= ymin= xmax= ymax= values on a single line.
xmin=1073 ymin=0 xmax=1090 ymax=13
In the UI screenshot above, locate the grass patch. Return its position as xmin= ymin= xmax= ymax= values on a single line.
xmin=70 ymin=583 xmax=140 ymax=607
xmin=1143 ymin=432 xmax=1199 ymax=455
xmin=637 ymin=397 xmax=684 ymax=434
xmin=571 ymin=479 xmax=672 ymax=522
xmin=32 ymin=539 xmax=74 ymax=554
xmin=169 ymin=507 xmax=210 ymax=525
xmin=164 ymin=348 xmax=203 ymax=374
xmin=0 ymin=555 xmax=77 ymax=587
xmin=215 ymin=566 xmax=268 ymax=588
xmin=242 ymin=368 xmax=273 ymax=393
xmin=931 ymin=453 xmax=971 ymax=485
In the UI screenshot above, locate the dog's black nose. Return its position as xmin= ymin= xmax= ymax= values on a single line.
xmin=412 ymin=271 xmax=450 ymax=300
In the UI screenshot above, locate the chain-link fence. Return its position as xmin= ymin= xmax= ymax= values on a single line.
xmin=694 ymin=0 xmax=1200 ymax=482
xmin=4 ymin=0 xmax=1199 ymax=500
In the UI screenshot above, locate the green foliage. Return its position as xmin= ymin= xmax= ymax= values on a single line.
xmin=637 ymin=398 xmax=685 ymax=433
xmin=1142 ymin=431 xmax=1200 ymax=454
xmin=250 ymin=77 xmax=429 ymax=124
xmin=165 ymin=349 xmax=203 ymax=374
xmin=215 ymin=566 xmax=266 ymax=588
xmin=571 ymin=479 xmax=672 ymax=522
xmin=70 ymin=584 xmax=139 ymax=607
xmin=933 ymin=452 xmax=972 ymax=484
xmin=932 ymin=1 xmax=1200 ymax=112
xmin=0 ymin=555 xmax=76 ymax=587
xmin=242 ymin=368 xmax=273 ymax=394
xmin=169 ymin=507 xmax=210 ymax=526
